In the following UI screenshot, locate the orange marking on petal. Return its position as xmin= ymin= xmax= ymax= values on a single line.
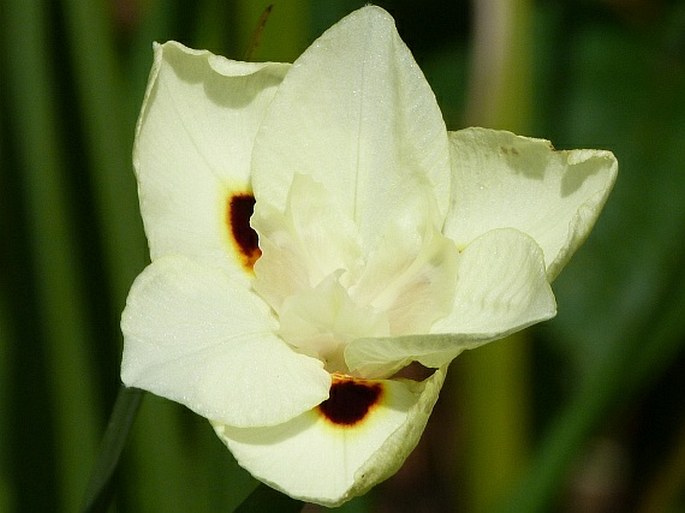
xmin=226 ymin=193 xmax=261 ymax=272
xmin=317 ymin=374 xmax=383 ymax=427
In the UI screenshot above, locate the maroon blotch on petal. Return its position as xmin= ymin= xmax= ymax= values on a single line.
xmin=227 ymin=193 xmax=261 ymax=271
xmin=318 ymin=375 xmax=383 ymax=427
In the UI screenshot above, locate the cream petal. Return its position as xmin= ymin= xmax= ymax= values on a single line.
xmin=346 ymin=229 xmax=556 ymax=378
xmin=436 ymin=228 xmax=556 ymax=334
xmin=251 ymin=6 xmax=450 ymax=251
xmin=278 ymin=273 xmax=390 ymax=373
xmin=349 ymin=221 xmax=458 ymax=336
xmin=444 ymin=127 xmax=617 ymax=279
xmin=212 ymin=368 xmax=446 ymax=507
xmin=120 ymin=255 xmax=330 ymax=427
xmin=346 ymin=335 xmax=467 ymax=379
xmin=134 ymin=41 xmax=289 ymax=279
xmin=252 ymin=174 xmax=362 ymax=313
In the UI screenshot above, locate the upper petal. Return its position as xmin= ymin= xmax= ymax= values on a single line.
xmin=444 ymin=127 xmax=618 ymax=280
xmin=134 ymin=41 xmax=289 ymax=279
xmin=121 ymin=255 xmax=330 ymax=427
xmin=212 ymin=368 xmax=446 ymax=507
xmin=251 ymin=6 xmax=450 ymax=250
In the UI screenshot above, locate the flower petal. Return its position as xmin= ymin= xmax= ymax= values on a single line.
xmin=121 ymin=255 xmax=330 ymax=427
xmin=212 ymin=368 xmax=446 ymax=507
xmin=349 ymin=221 xmax=458 ymax=336
xmin=444 ymin=127 xmax=618 ymax=279
xmin=436 ymin=228 xmax=556 ymax=334
xmin=251 ymin=6 xmax=450 ymax=250
xmin=252 ymin=174 xmax=362 ymax=313
xmin=345 ymin=229 xmax=556 ymax=378
xmin=134 ymin=41 xmax=289 ymax=279
xmin=278 ymin=273 xmax=390 ymax=374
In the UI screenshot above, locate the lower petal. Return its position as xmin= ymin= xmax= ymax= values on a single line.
xmin=212 ymin=368 xmax=446 ymax=507
xmin=121 ymin=255 xmax=330 ymax=427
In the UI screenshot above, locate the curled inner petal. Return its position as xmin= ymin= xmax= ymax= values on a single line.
xmin=318 ymin=374 xmax=383 ymax=427
xmin=227 ymin=193 xmax=261 ymax=271
xmin=277 ymin=273 xmax=390 ymax=374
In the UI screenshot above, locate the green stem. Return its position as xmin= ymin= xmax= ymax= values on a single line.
xmin=458 ymin=334 xmax=531 ymax=512
xmin=81 ymin=386 xmax=144 ymax=513
xmin=459 ymin=0 xmax=533 ymax=511
xmin=465 ymin=0 xmax=532 ymax=131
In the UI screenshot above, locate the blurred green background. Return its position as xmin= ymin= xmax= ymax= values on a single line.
xmin=1 ymin=0 xmax=685 ymax=512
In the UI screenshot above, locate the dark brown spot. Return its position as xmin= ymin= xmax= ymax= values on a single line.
xmin=391 ymin=361 xmax=435 ymax=381
xmin=227 ymin=193 xmax=261 ymax=271
xmin=318 ymin=375 xmax=383 ymax=427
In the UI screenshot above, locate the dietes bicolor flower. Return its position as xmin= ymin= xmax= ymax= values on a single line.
xmin=121 ymin=6 xmax=617 ymax=506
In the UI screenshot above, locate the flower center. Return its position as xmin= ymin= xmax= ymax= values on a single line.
xmin=317 ymin=374 xmax=383 ymax=427
xmin=250 ymin=174 xmax=458 ymax=378
xmin=227 ymin=193 xmax=261 ymax=271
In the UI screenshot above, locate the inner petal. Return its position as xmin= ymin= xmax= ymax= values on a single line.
xmin=251 ymin=173 xmax=458 ymax=378
xmin=278 ymin=273 xmax=390 ymax=374
xmin=349 ymin=222 xmax=458 ymax=335
xmin=251 ymin=174 xmax=362 ymax=313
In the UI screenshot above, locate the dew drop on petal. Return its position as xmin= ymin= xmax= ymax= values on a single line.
xmin=318 ymin=375 xmax=383 ymax=427
xmin=227 ymin=193 xmax=261 ymax=271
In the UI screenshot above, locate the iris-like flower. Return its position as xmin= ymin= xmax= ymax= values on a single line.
xmin=121 ymin=5 xmax=617 ymax=507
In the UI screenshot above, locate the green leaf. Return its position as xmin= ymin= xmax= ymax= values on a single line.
xmin=3 ymin=0 xmax=102 ymax=509
xmin=60 ymin=0 xmax=148 ymax=304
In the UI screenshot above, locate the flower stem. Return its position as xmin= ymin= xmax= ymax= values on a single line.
xmin=80 ymin=386 xmax=144 ymax=513
xmin=456 ymin=333 xmax=531 ymax=512
xmin=464 ymin=0 xmax=532 ymax=131
xmin=459 ymin=0 xmax=533 ymax=511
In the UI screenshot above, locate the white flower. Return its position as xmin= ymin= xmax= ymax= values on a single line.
xmin=120 ymin=6 xmax=617 ymax=507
